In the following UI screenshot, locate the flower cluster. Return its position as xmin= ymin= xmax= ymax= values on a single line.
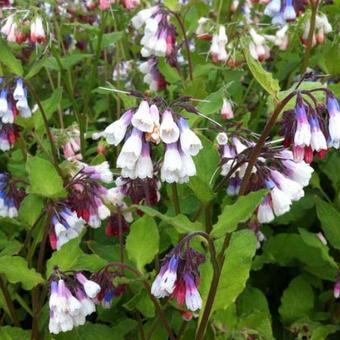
xmin=151 ymin=244 xmax=205 ymax=312
xmin=1 ymin=14 xmax=46 ymax=44
xmin=139 ymin=57 xmax=167 ymax=92
xmin=217 ymin=134 xmax=314 ymax=223
xmin=0 ymin=78 xmax=31 ymax=151
xmin=249 ymin=28 xmax=270 ymax=62
xmin=131 ymin=6 xmax=176 ymax=61
xmin=91 ymin=267 xmax=125 ymax=308
xmin=53 ymin=125 xmax=82 ymax=161
xmin=209 ymin=26 xmax=228 ymax=63
xmin=48 ymin=161 xmax=131 ymax=249
xmin=301 ymin=14 xmax=332 ymax=46
xmin=96 ymin=97 xmax=203 ymax=184
xmin=49 ymin=205 xmax=86 ymax=250
xmin=67 ymin=161 xmax=115 ymax=228
xmin=49 ymin=269 xmax=101 ymax=334
xmin=264 ymin=0 xmax=304 ymax=25
xmin=280 ymin=90 xmax=340 ymax=163
xmin=0 ymin=173 xmax=25 ymax=218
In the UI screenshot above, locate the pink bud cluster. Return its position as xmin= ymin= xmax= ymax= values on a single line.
xmin=1 ymin=15 xmax=46 ymax=44
xmin=280 ymin=91 xmax=340 ymax=163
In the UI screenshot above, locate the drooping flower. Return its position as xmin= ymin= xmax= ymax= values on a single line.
xmin=97 ymin=96 xmax=202 ymax=183
xmin=30 ymin=17 xmax=47 ymax=44
xmin=48 ymin=269 xmax=100 ymax=334
xmin=209 ymin=25 xmax=228 ymax=62
xmin=49 ymin=206 xmax=86 ymax=250
xmin=151 ymin=245 xmax=205 ymax=312
xmin=0 ymin=173 xmax=25 ymax=218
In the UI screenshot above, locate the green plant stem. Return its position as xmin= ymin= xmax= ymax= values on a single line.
xmin=171 ymin=11 xmax=193 ymax=81
xmin=238 ymin=91 xmax=297 ymax=196
xmin=195 ymin=233 xmax=230 ymax=340
xmin=171 ymin=183 xmax=181 ymax=214
xmin=0 ymin=275 xmax=19 ymax=326
xmin=25 ymin=82 xmax=63 ymax=179
xmin=300 ymin=1 xmax=320 ymax=76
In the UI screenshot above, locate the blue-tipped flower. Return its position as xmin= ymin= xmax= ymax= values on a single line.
xmin=283 ymin=0 xmax=296 ymax=22
xmin=327 ymin=93 xmax=340 ymax=148
xmin=151 ymin=246 xmax=205 ymax=312
xmin=0 ymin=89 xmax=8 ymax=116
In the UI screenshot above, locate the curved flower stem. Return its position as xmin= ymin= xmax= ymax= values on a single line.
xmin=238 ymin=91 xmax=297 ymax=196
xmin=171 ymin=11 xmax=194 ymax=81
xmin=300 ymin=0 xmax=320 ymax=76
xmin=195 ymin=232 xmax=230 ymax=340
xmin=106 ymin=262 xmax=176 ymax=340
xmin=25 ymin=81 xmax=64 ymax=179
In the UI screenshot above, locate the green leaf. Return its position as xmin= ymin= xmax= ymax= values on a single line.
xmin=0 ymin=38 xmax=23 ymax=76
xmin=253 ymin=233 xmax=338 ymax=280
xmin=126 ymin=215 xmax=159 ymax=272
xmin=46 ymin=237 xmax=107 ymax=276
xmin=200 ymin=230 xmax=257 ymax=314
xmin=279 ymin=276 xmax=314 ymax=324
xmin=316 ymin=199 xmax=340 ymax=250
xmin=18 ymin=194 xmax=44 ymax=227
xmin=0 ymin=326 xmax=31 ymax=340
xmin=298 ymin=228 xmax=338 ymax=270
xmin=124 ymin=290 xmax=155 ymax=318
xmin=0 ymin=256 xmax=44 ymax=290
xmin=211 ymin=190 xmax=268 ymax=238
xmin=26 ymin=156 xmax=66 ymax=199
xmin=158 ymin=59 xmax=181 ymax=83
xmin=243 ymin=43 xmax=280 ymax=98
xmin=135 ymin=205 xmax=203 ymax=233
xmin=197 ymin=88 xmax=224 ymax=115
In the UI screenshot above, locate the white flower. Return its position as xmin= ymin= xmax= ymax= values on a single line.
xmin=131 ymin=101 xmax=154 ymax=132
xmin=216 ymin=132 xmax=228 ymax=145
xmin=160 ymin=110 xmax=180 ymax=144
xmin=179 ymin=152 xmax=196 ymax=179
xmin=271 ymin=170 xmax=304 ymax=201
xmin=104 ymin=110 xmax=133 ymax=146
xmin=131 ymin=6 xmax=158 ymax=29
xmin=135 ymin=144 xmax=153 ymax=179
xmin=257 ymin=199 xmax=275 ymax=223
xmin=117 ymin=129 xmax=143 ymax=169
xmin=185 ymin=286 xmax=202 ymax=312
xmin=282 ymin=160 xmax=313 ymax=187
xmin=161 ymin=143 xmax=182 ymax=183
xmin=179 ymin=119 xmax=202 ymax=156
xmin=270 ymin=186 xmax=292 ymax=216
xmin=13 ymin=79 xmax=25 ymax=101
